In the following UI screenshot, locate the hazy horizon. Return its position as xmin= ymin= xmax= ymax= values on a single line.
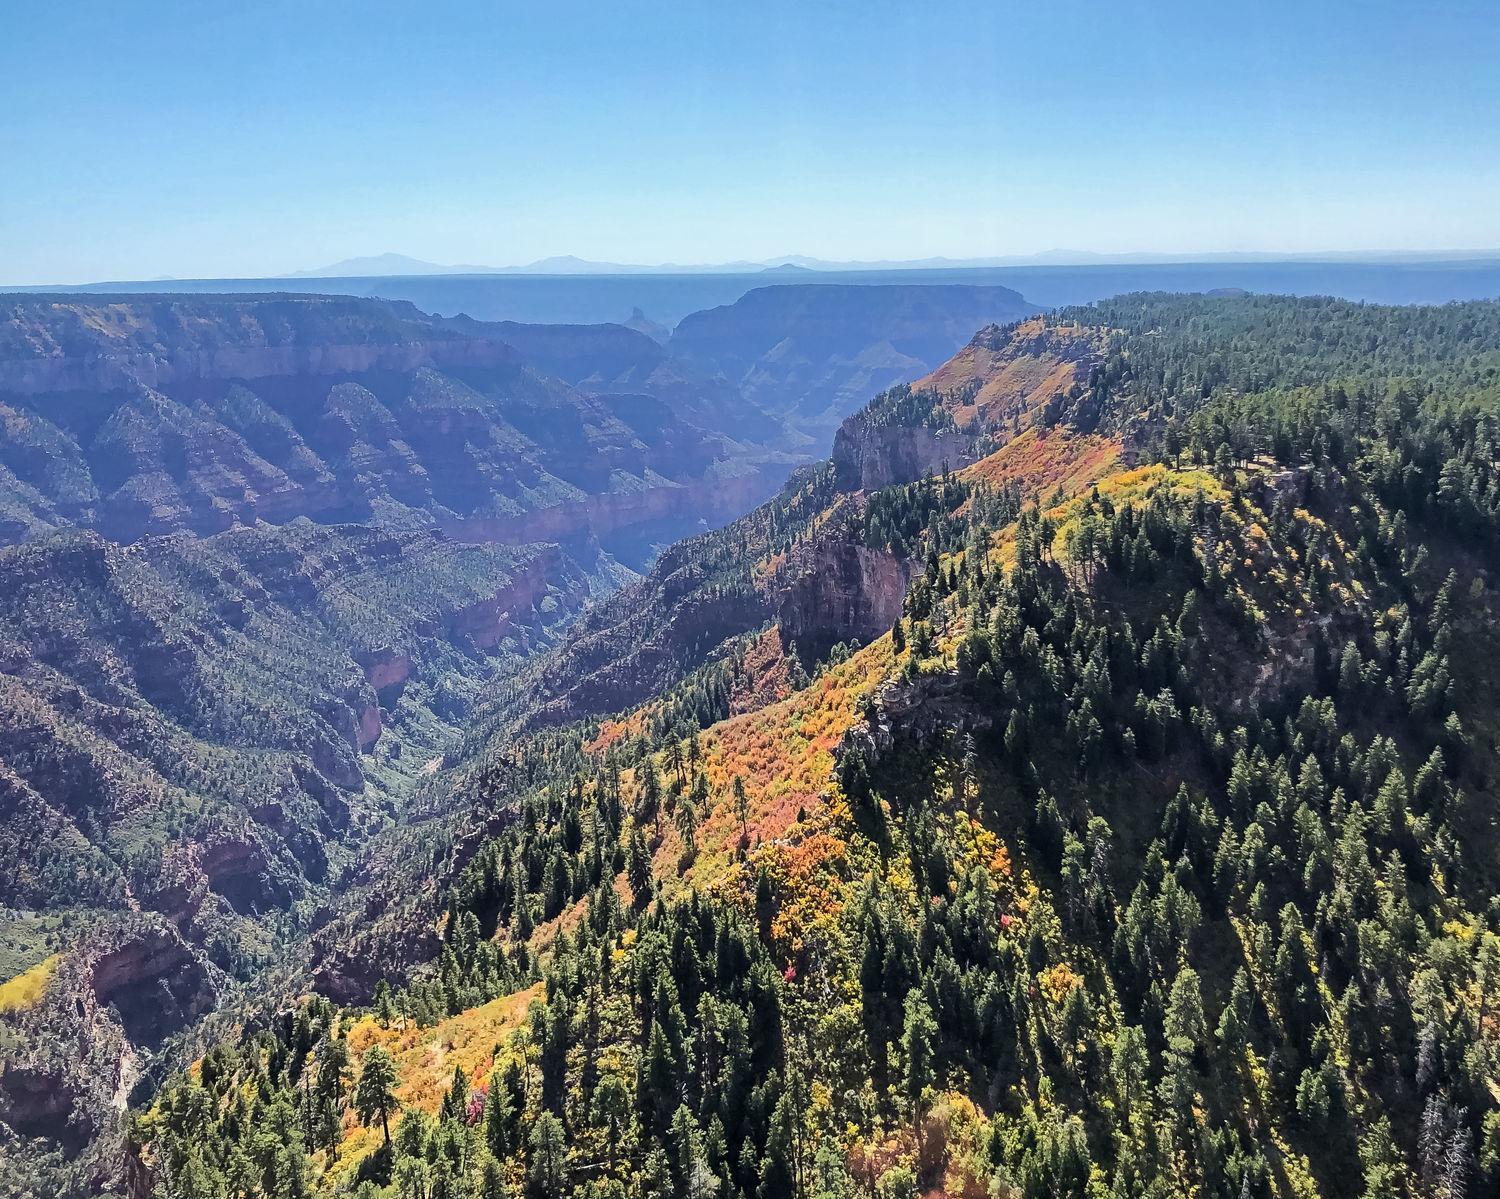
xmin=4 ymin=0 xmax=1499 ymax=287
xmin=17 ymin=245 xmax=1500 ymax=290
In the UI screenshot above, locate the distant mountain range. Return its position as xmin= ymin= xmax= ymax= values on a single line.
xmin=286 ymin=247 xmax=1500 ymax=279
xmin=285 ymin=252 xmax=777 ymax=278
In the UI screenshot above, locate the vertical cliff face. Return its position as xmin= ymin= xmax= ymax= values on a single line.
xmin=86 ymin=926 xmax=221 ymax=1049
xmin=773 ymin=497 xmax=914 ymax=653
xmin=831 ymin=419 xmax=976 ymax=490
xmin=910 ymin=315 xmax=1105 ymax=427
xmin=826 ymin=317 xmax=1111 ymax=493
xmin=776 ymin=539 xmax=912 ymax=649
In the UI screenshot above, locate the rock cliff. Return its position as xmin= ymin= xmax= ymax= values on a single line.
xmin=831 ymin=418 xmax=976 ymax=491
xmin=775 ymin=530 xmax=913 ymax=652
xmin=0 ymin=917 xmax=222 ymax=1188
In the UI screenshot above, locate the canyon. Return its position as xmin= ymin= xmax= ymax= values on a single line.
xmin=0 ymin=285 xmax=1054 ymax=1185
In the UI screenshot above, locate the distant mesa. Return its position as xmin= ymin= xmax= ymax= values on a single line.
xmin=0 ymin=291 xmax=794 ymax=552
xmin=301 ymin=250 xmax=1354 ymax=280
xmin=669 ymin=282 xmax=1038 ymax=439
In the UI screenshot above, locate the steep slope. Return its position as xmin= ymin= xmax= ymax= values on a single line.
xmin=0 ymin=293 xmax=798 ymax=1191
xmin=38 ymin=294 xmax=1500 ymax=1199
xmin=493 ymin=316 xmax=1109 ymax=732
xmin=0 ymin=523 xmax=590 ymax=910
xmin=670 ymin=283 xmax=1038 ymax=439
xmin=0 ymin=520 xmax=612 ymax=1187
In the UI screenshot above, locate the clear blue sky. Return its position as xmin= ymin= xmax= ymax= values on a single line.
xmin=3 ymin=0 xmax=1498 ymax=284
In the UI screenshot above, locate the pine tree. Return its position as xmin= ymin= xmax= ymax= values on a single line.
xmin=628 ymin=825 xmax=653 ymax=905
xmin=479 ymin=1158 xmax=512 ymax=1199
xmin=528 ymin=1112 xmax=567 ymax=1198
xmin=484 ymin=1071 xmax=517 ymax=1159
xmin=639 ymin=758 xmax=663 ymax=841
xmin=677 ymin=799 xmax=698 ymax=860
xmin=733 ymin=775 xmax=750 ymax=848
xmin=1160 ymin=965 xmax=1205 ymax=1118
xmin=902 ymin=990 xmax=937 ymax=1154
xmin=374 ymin=980 xmax=396 ymax=1028
xmin=592 ymin=1074 xmax=629 ymax=1175
xmin=759 ymin=1078 xmax=798 ymax=1199
xmin=354 ymin=1045 xmax=400 ymax=1149
xmin=441 ymin=1065 xmax=469 ymax=1124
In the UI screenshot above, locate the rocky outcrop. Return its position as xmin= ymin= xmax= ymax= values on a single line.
xmin=831 ymin=418 xmax=975 ymax=491
xmin=516 ymin=486 xmax=923 ymax=730
xmin=0 ymin=918 xmax=223 ymax=1187
xmin=357 ymin=703 xmax=383 ymax=751
xmin=197 ymin=832 xmax=294 ymax=914
xmin=444 ymin=551 xmax=557 ymax=648
xmin=838 ymin=670 xmax=996 ymax=772
xmin=0 ymin=1057 xmax=83 ymax=1143
xmin=775 ymin=522 xmax=914 ymax=652
xmin=825 ymin=316 xmax=1120 ymax=492
xmin=359 ymin=646 xmax=414 ymax=692
xmin=89 ymin=925 xmax=219 ymax=1048
xmin=441 ymin=467 xmax=782 ymax=550
xmin=309 ymin=885 xmax=443 ymax=1005
xmin=139 ymin=829 xmax=299 ymax=925
xmin=530 ymin=584 xmax=775 ymax=727
xmin=913 ymin=316 xmax=1105 ymax=429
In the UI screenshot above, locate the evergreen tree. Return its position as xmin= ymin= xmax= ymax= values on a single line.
xmin=528 ymin=1112 xmax=567 ymax=1199
xmin=354 ymin=1045 xmax=401 ymax=1149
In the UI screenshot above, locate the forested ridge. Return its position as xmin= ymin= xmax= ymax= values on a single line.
xmin=117 ymin=294 xmax=1500 ymax=1199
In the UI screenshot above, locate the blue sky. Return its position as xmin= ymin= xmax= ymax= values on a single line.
xmin=3 ymin=0 xmax=1498 ymax=284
